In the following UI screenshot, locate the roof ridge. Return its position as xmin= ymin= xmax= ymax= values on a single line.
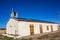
xmin=11 ymin=17 xmax=58 ymax=24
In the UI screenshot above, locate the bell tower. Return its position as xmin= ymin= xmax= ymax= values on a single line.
xmin=10 ymin=8 xmax=18 ymax=18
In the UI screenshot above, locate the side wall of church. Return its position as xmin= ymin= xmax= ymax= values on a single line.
xmin=18 ymin=21 xmax=58 ymax=36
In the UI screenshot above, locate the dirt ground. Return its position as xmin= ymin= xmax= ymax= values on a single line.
xmin=18 ymin=30 xmax=60 ymax=40
xmin=0 ymin=30 xmax=60 ymax=40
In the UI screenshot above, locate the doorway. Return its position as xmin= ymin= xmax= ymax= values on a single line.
xmin=51 ymin=25 xmax=53 ymax=32
xmin=30 ymin=24 xmax=34 ymax=35
xmin=40 ymin=25 xmax=43 ymax=33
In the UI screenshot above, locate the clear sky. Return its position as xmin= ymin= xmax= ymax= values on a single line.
xmin=0 ymin=0 xmax=60 ymax=28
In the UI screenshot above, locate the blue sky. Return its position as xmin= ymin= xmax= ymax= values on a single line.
xmin=0 ymin=0 xmax=60 ymax=28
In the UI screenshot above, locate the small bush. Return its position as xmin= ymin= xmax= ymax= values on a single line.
xmin=37 ymin=38 xmax=42 ymax=40
xmin=21 ymin=38 xmax=28 ymax=40
xmin=3 ymin=36 xmax=13 ymax=40
xmin=29 ymin=37 xmax=33 ymax=40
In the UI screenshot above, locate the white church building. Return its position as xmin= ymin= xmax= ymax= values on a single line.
xmin=6 ymin=10 xmax=58 ymax=38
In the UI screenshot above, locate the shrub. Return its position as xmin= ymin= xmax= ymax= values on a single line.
xmin=37 ymin=38 xmax=42 ymax=40
xmin=3 ymin=36 xmax=13 ymax=40
xmin=29 ymin=37 xmax=33 ymax=40
xmin=21 ymin=38 xmax=28 ymax=40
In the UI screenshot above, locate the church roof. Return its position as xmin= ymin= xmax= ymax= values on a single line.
xmin=11 ymin=17 xmax=58 ymax=24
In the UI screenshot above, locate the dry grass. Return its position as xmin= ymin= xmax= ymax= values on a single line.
xmin=0 ymin=30 xmax=60 ymax=40
xmin=19 ymin=30 xmax=60 ymax=40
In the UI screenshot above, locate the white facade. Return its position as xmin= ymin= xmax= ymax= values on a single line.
xmin=6 ymin=18 xmax=58 ymax=37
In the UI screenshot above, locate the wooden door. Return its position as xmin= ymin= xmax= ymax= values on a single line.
xmin=30 ymin=24 xmax=34 ymax=35
xmin=40 ymin=25 xmax=43 ymax=33
xmin=51 ymin=25 xmax=53 ymax=32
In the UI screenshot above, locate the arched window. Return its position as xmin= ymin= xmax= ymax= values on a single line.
xmin=30 ymin=24 xmax=34 ymax=35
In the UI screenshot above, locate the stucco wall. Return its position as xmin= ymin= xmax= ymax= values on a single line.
xmin=6 ymin=18 xmax=58 ymax=37
xmin=18 ymin=21 xmax=58 ymax=36
xmin=6 ymin=18 xmax=18 ymax=35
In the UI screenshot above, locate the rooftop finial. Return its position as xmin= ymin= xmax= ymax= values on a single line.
xmin=12 ymin=8 xmax=13 ymax=12
xmin=10 ymin=8 xmax=18 ymax=18
xmin=10 ymin=8 xmax=14 ymax=18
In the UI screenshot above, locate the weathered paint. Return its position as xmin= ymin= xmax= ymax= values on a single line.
xmin=6 ymin=18 xmax=58 ymax=37
xmin=6 ymin=18 xmax=18 ymax=35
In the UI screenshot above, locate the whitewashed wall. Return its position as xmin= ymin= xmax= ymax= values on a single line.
xmin=18 ymin=21 xmax=58 ymax=36
xmin=6 ymin=18 xmax=18 ymax=35
xmin=6 ymin=18 xmax=58 ymax=37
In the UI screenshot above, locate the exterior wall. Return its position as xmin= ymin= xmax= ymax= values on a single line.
xmin=6 ymin=18 xmax=18 ymax=35
xmin=6 ymin=18 xmax=58 ymax=37
xmin=42 ymin=23 xmax=58 ymax=33
xmin=52 ymin=24 xmax=58 ymax=31
xmin=18 ymin=21 xmax=58 ymax=36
